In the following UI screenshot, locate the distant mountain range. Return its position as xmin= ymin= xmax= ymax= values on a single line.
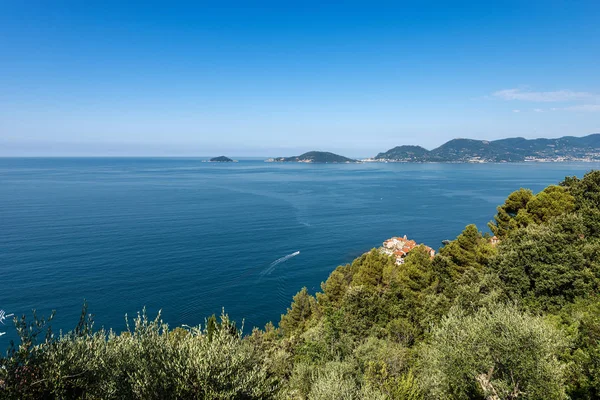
xmin=374 ymin=133 xmax=600 ymax=162
xmin=262 ymin=134 xmax=600 ymax=164
xmin=267 ymin=151 xmax=358 ymax=163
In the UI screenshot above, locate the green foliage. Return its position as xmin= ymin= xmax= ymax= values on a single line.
xmin=206 ymin=314 xmax=217 ymax=341
xmin=306 ymin=362 xmax=358 ymax=400
xmin=489 ymin=185 xmax=575 ymax=238
xmin=1 ymin=309 xmax=56 ymax=400
xmin=442 ymin=268 xmax=506 ymax=314
xmin=317 ymin=264 xmax=353 ymax=307
xmin=565 ymin=170 xmax=600 ymax=211
xmin=491 ymin=212 xmax=600 ymax=311
xmin=338 ymin=285 xmax=385 ymax=338
xmin=488 ymin=188 xmax=533 ymax=237
xmin=389 ymin=246 xmax=435 ymax=291
xmin=550 ymin=296 xmax=600 ymax=399
xmin=351 ymin=249 xmax=394 ymax=289
xmin=0 ymin=310 xmax=277 ymax=399
xmin=386 ymin=318 xmax=419 ymax=346
xmin=526 ymin=185 xmax=575 ymax=224
xmin=279 ymin=287 xmax=317 ymax=337
xmin=418 ymin=303 xmax=568 ymax=400
xmin=438 ymin=224 xmax=496 ymax=279
xmin=364 ymin=369 xmax=422 ymax=400
xmin=354 ymin=336 xmax=410 ymax=378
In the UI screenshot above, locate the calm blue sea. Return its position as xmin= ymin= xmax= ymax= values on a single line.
xmin=1 ymin=158 xmax=599 ymax=342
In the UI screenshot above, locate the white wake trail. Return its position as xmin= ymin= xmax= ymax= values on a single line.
xmin=261 ymin=251 xmax=300 ymax=276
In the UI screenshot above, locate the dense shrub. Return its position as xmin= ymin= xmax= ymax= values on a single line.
xmin=0 ymin=311 xmax=277 ymax=399
xmin=418 ymin=303 xmax=567 ymax=400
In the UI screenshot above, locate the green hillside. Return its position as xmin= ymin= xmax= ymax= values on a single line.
xmin=374 ymin=145 xmax=429 ymax=161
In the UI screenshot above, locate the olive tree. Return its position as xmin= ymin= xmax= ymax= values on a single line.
xmin=418 ymin=303 xmax=567 ymax=400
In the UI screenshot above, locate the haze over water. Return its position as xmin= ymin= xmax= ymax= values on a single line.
xmin=1 ymin=158 xmax=598 ymax=340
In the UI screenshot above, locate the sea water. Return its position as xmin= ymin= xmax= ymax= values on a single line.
xmin=1 ymin=158 xmax=598 ymax=341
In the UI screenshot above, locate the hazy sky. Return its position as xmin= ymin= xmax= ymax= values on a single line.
xmin=1 ymin=1 xmax=599 ymax=157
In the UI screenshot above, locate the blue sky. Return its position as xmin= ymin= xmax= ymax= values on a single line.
xmin=1 ymin=1 xmax=599 ymax=157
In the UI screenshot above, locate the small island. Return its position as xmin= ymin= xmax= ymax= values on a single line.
xmin=209 ymin=156 xmax=234 ymax=162
xmin=266 ymin=151 xmax=358 ymax=163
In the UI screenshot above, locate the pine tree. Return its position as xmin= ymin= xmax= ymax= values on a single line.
xmin=279 ymin=287 xmax=316 ymax=336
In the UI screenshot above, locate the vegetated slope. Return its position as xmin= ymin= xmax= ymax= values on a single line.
xmin=428 ymin=138 xmax=500 ymax=161
xmin=374 ymin=145 xmax=429 ymax=161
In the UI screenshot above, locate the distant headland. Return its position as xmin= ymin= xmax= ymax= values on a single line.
xmin=261 ymin=133 xmax=600 ymax=164
xmin=266 ymin=151 xmax=358 ymax=164
xmin=370 ymin=133 xmax=600 ymax=163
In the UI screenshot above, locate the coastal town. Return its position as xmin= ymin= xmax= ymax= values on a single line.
xmin=379 ymin=235 xmax=500 ymax=265
xmin=380 ymin=235 xmax=436 ymax=265
xmin=381 ymin=234 xmax=499 ymax=265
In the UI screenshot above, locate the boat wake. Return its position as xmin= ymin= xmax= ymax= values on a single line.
xmin=261 ymin=251 xmax=300 ymax=276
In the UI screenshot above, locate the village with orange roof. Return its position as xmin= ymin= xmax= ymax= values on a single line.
xmin=381 ymin=235 xmax=436 ymax=265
